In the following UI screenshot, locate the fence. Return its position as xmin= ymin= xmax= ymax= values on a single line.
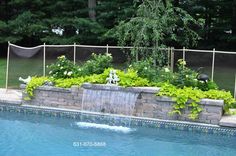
xmin=5 ymin=42 xmax=236 ymax=98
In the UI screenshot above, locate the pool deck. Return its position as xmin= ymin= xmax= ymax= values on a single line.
xmin=220 ymin=114 xmax=236 ymax=127
xmin=0 ymin=88 xmax=22 ymax=104
xmin=0 ymin=88 xmax=236 ymax=128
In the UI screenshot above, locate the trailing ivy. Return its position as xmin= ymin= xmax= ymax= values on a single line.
xmin=157 ymin=83 xmax=235 ymax=120
xmin=25 ymin=77 xmax=49 ymax=100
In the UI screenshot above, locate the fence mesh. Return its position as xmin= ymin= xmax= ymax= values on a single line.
xmin=185 ymin=51 xmax=213 ymax=76
xmin=173 ymin=49 xmax=183 ymax=71
xmin=45 ymin=46 xmax=74 ymax=75
xmin=214 ymin=53 xmax=236 ymax=93
xmin=6 ymin=44 xmax=236 ymax=95
xmin=7 ymin=44 xmax=131 ymax=88
xmin=8 ymin=45 xmax=43 ymax=88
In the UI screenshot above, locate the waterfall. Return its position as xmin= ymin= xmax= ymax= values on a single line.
xmin=81 ymin=88 xmax=139 ymax=116
xmin=77 ymin=85 xmax=140 ymax=131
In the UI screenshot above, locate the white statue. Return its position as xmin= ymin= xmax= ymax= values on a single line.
xmin=19 ymin=76 xmax=32 ymax=84
xmin=106 ymin=70 xmax=119 ymax=85
xmin=113 ymin=70 xmax=120 ymax=85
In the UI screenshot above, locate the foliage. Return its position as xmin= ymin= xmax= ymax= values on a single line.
xmin=197 ymin=80 xmax=218 ymax=91
xmin=158 ymin=83 xmax=235 ymax=120
xmin=115 ymin=69 xmax=150 ymax=87
xmin=204 ymin=90 xmax=235 ymax=113
xmin=54 ymin=73 xmax=106 ymax=88
xmin=182 ymin=0 xmax=236 ymax=50
xmin=54 ymin=68 xmax=150 ymax=88
xmin=25 ymin=77 xmax=48 ymax=99
xmin=155 ymin=67 xmax=174 ymax=83
xmin=130 ymin=59 xmax=174 ymax=83
xmin=0 ymin=0 xmax=235 ymax=50
xmin=109 ymin=0 xmax=200 ymax=64
xmin=79 ymin=53 xmax=113 ymax=76
xmin=54 ymin=77 xmax=86 ymax=88
xmin=48 ymin=55 xmax=79 ymax=79
xmin=171 ymin=59 xmax=198 ymax=88
xmin=170 ymin=59 xmax=218 ymax=91
xmin=129 ymin=59 xmax=157 ymax=81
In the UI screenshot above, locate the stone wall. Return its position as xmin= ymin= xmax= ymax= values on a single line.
xmin=21 ymin=83 xmax=224 ymax=125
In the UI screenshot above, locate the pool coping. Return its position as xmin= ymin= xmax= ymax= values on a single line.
xmin=0 ymin=102 xmax=236 ymax=137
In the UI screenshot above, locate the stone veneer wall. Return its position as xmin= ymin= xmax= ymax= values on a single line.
xmin=21 ymin=83 xmax=224 ymax=125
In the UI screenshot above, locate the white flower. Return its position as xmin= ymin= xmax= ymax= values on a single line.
xmin=185 ymin=75 xmax=189 ymax=78
xmin=67 ymin=71 xmax=73 ymax=76
xmin=60 ymin=67 xmax=63 ymax=69
xmin=58 ymin=64 xmax=60 ymax=67
xmin=164 ymin=68 xmax=170 ymax=72
xmin=58 ymin=55 xmax=65 ymax=59
xmin=78 ymin=68 xmax=81 ymax=71
xmin=144 ymin=67 xmax=148 ymax=70
xmin=107 ymin=53 xmax=112 ymax=57
xmin=64 ymin=71 xmax=67 ymax=75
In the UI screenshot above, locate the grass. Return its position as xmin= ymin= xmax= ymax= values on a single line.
xmin=0 ymin=59 xmax=6 ymax=88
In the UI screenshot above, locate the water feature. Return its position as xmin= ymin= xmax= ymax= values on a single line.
xmin=81 ymin=88 xmax=139 ymax=116
xmin=80 ymin=84 xmax=140 ymax=129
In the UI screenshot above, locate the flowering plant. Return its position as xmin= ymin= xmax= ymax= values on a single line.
xmin=171 ymin=59 xmax=198 ymax=88
xmin=47 ymin=55 xmax=79 ymax=79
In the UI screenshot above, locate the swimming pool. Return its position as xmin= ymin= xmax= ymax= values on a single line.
xmin=0 ymin=107 xmax=236 ymax=156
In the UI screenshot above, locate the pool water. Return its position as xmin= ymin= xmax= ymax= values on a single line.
xmin=0 ymin=111 xmax=236 ymax=156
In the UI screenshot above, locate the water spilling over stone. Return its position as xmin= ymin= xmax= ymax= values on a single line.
xmin=81 ymin=85 xmax=139 ymax=116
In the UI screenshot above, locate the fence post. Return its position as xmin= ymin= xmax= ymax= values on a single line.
xmin=211 ymin=48 xmax=215 ymax=81
xmin=234 ymin=74 xmax=236 ymax=99
xmin=170 ymin=47 xmax=174 ymax=72
xmin=167 ymin=47 xmax=170 ymax=68
xmin=5 ymin=41 xmax=10 ymax=90
xmin=43 ymin=43 xmax=46 ymax=76
xmin=106 ymin=44 xmax=109 ymax=55
xmin=183 ymin=47 xmax=186 ymax=61
xmin=74 ymin=43 xmax=76 ymax=65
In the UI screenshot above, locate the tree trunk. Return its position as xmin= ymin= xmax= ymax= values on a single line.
xmin=88 ymin=0 xmax=96 ymax=21
xmin=232 ymin=0 xmax=236 ymax=35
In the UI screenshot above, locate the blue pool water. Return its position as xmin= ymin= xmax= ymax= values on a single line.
xmin=0 ymin=111 xmax=236 ymax=156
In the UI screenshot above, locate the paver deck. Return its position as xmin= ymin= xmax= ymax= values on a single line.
xmin=0 ymin=88 xmax=22 ymax=104
xmin=220 ymin=115 xmax=236 ymax=128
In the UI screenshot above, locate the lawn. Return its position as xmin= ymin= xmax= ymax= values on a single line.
xmin=0 ymin=59 xmax=6 ymax=88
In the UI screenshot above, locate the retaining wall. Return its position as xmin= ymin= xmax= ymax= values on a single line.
xmin=21 ymin=83 xmax=224 ymax=125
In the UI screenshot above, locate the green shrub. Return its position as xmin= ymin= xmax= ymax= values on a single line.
xmin=157 ymin=83 xmax=235 ymax=120
xmin=155 ymin=67 xmax=175 ymax=83
xmin=53 ymin=68 xmax=149 ymax=88
xmin=48 ymin=55 xmax=79 ymax=79
xmin=130 ymin=59 xmax=157 ymax=81
xmin=116 ymin=69 xmax=150 ymax=87
xmin=171 ymin=59 xmax=198 ymax=88
xmin=196 ymin=80 xmax=218 ymax=91
xmin=79 ymin=53 xmax=113 ymax=76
